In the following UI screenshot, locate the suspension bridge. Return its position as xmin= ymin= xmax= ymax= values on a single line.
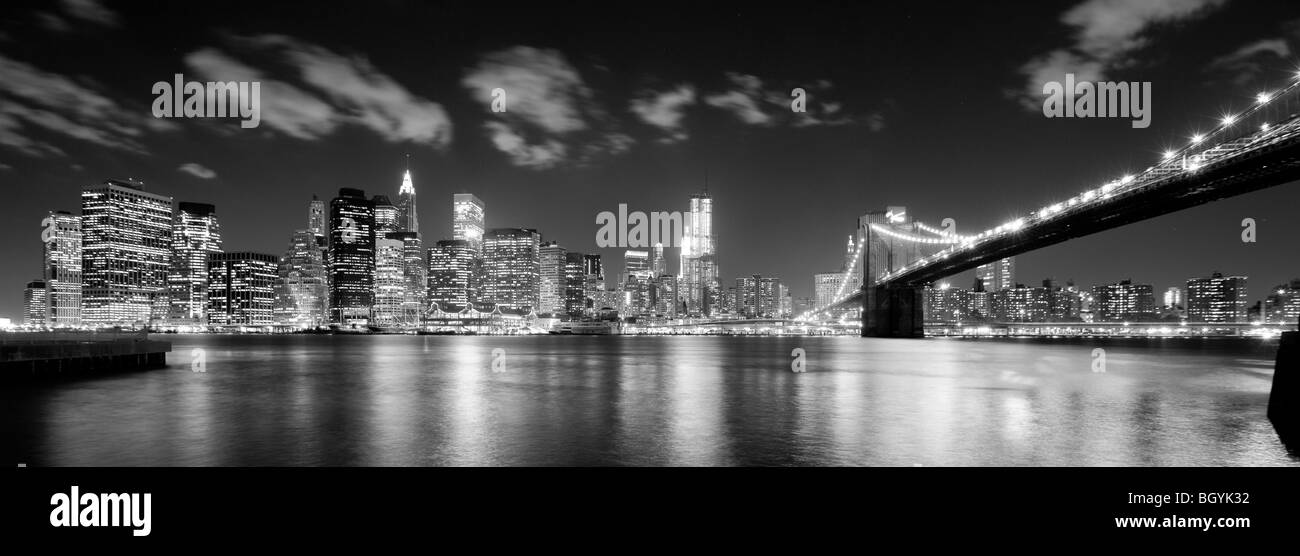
xmin=798 ymin=69 xmax=1300 ymax=337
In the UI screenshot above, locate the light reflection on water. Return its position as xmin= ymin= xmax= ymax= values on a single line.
xmin=9 ymin=335 xmax=1296 ymax=466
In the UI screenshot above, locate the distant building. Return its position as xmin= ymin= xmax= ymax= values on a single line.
xmin=308 ymin=196 xmax=326 ymax=243
xmin=427 ymin=239 xmax=474 ymax=309
xmin=563 ymin=252 xmax=587 ymax=316
xmin=1163 ymin=286 xmax=1183 ymax=309
xmin=976 ymin=257 xmax=1015 ymax=292
xmin=168 ymin=202 xmax=222 ymax=326
xmin=390 ymin=231 xmax=426 ymax=319
xmin=656 ymin=274 xmax=679 ymax=318
xmin=1264 ymin=279 xmax=1300 ymax=325
xmin=482 ymin=228 xmax=541 ymax=312
xmin=42 ymin=211 xmax=82 ymax=327
xmin=924 ymin=283 xmax=966 ymax=322
xmin=650 ymin=242 xmax=667 ymax=278
xmin=81 ymin=179 xmax=173 ymax=327
xmin=274 ymin=229 xmax=329 ymax=328
xmin=453 ymin=194 xmax=486 ymax=255
xmin=1187 ymin=273 xmax=1248 ymax=323
xmin=624 ymin=250 xmax=650 ymax=282
xmin=372 ymin=195 xmax=398 ymax=236
xmin=680 ymin=191 xmax=717 ymax=316
xmin=396 ymin=168 xmax=419 ymax=235
xmin=372 ymin=236 xmax=405 ymax=325
xmin=207 ymin=252 xmax=278 ymax=326
xmin=328 ymin=188 xmax=376 ymax=325
xmin=24 ymin=280 xmax=47 ymax=326
xmin=1091 ymin=280 xmax=1156 ymax=322
xmin=583 ymin=254 xmax=604 ymax=311
xmin=539 ymin=241 xmax=567 ymax=316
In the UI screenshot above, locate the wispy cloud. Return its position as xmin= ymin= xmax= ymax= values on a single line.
xmin=630 ymin=84 xmax=697 ymax=142
xmin=35 ymin=12 xmax=72 ymax=33
xmin=59 ymin=0 xmax=120 ymax=27
xmin=703 ymin=73 xmax=872 ymax=129
xmin=1014 ymin=0 xmax=1229 ymax=110
xmin=177 ymin=162 xmax=217 ymax=179
xmin=1208 ymin=38 xmax=1292 ymax=84
xmin=186 ymin=34 xmax=453 ymax=147
xmin=0 ymin=54 xmax=175 ymax=157
xmin=462 ymin=46 xmax=632 ymax=169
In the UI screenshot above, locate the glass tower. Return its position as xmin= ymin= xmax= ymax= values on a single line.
xmin=80 ymin=179 xmax=173 ymax=327
xmin=168 ymin=202 xmax=222 ymax=326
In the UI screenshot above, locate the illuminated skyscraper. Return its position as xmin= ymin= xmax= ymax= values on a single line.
xmin=372 ymin=236 xmax=405 ymax=325
xmin=42 ymin=211 xmax=82 ymax=327
xmin=168 ymin=202 xmax=222 ymax=326
xmin=1091 ymin=280 xmax=1156 ymax=322
xmin=564 ymin=252 xmax=586 ymax=316
xmin=393 ymin=232 xmax=425 ymax=317
xmin=482 ymin=228 xmax=540 ymax=312
xmin=427 ymin=239 xmax=473 ymax=308
xmin=624 ymin=250 xmax=650 ymax=281
xmin=329 ymin=188 xmax=375 ymax=325
xmin=975 ymin=258 xmax=1015 ymax=292
xmin=396 ymin=165 xmax=419 ymax=235
xmin=80 ymin=179 xmax=173 ymax=327
xmin=583 ymin=254 xmax=604 ymax=311
xmin=372 ymin=195 xmax=398 ymax=236
xmin=453 ymin=193 xmax=485 ymax=255
xmin=680 ymin=190 xmax=716 ymax=316
xmin=308 ymin=196 xmax=326 ymax=242
xmin=274 ymin=229 xmax=329 ymax=328
xmin=1187 ymin=273 xmax=1248 ymax=323
xmin=539 ymin=241 xmax=567 ymax=316
xmin=207 ymin=252 xmax=278 ymax=326
xmin=24 ymin=280 xmax=47 ymax=326
xmin=650 ymin=242 xmax=667 ymax=278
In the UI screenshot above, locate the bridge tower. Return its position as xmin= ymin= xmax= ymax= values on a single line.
xmin=858 ymin=207 xmax=943 ymax=338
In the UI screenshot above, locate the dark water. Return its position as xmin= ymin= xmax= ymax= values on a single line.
xmin=7 ymin=335 xmax=1296 ymax=466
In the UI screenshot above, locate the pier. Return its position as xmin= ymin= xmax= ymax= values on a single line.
xmin=1 ymin=331 xmax=172 ymax=379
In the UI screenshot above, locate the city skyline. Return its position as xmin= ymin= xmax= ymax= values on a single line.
xmin=4 ymin=1 xmax=1300 ymax=319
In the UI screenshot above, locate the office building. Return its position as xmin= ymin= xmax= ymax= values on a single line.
xmin=538 ymin=241 xmax=567 ymax=316
xmin=372 ymin=195 xmax=398 ymax=236
xmin=1091 ymin=280 xmax=1156 ymax=322
xmin=564 ymin=252 xmax=587 ymax=316
xmin=42 ymin=210 xmax=82 ymax=327
xmin=328 ymin=188 xmax=376 ymax=325
xmin=397 ymin=168 xmax=419 ymax=235
xmin=680 ymin=190 xmax=717 ymax=316
xmin=1187 ymin=273 xmax=1248 ymax=323
xmin=976 ymin=257 xmax=1015 ymax=292
xmin=168 ymin=202 xmax=222 ymax=326
xmin=372 ymin=236 xmax=405 ymax=325
xmin=482 ymin=228 xmax=540 ymax=312
xmin=80 ymin=179 xmax=173 ymax=327
xmin=274 ymin=229 xmax=329 ymax=328
xmin=427 ymin=239 xmax=474 ymax=308
xmin=1264 ymin=279 xmax=1300 ymax=325
xmin=207 ymin=252 xmax=278 ymax=326
xmin=24 ymin=280 xmax=47 ymax=326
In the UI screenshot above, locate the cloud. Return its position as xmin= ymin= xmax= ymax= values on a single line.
xmin=462 ymin=46 xmax=631 ymax=169
xmin=0 ymin=162 xmax=13 ymax=171
xmin=1014 ymin=0 xmax=1228 ymax=110
xmin=1208 ymin=38 xmax=1292 ymax=84
xmin=59 ymin=0 xmax=120 ymax=27
xmin=630 ymin=84 xmax=697 ymax=142
xmin=36 ymin=12 xmax=72 ymax=33
xmin=177 ymin=162 xmax=217 ymax=179
xmin=185 ymin=35 xmax=453 ymax=147
xmin=0 ymin=54 xmax=174 ymax=157
xmin=702 ymin=73 xmax=872 ymax=129
xmin=704 ymin=73 xmax=773 ymax=125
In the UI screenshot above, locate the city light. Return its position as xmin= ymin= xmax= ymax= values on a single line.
xmin=1191 ymin=134 xmax=1204 ymax=144
xmin=1163 ymin=150 xmax=1175 ymax=160
xmin=1221 ymin=114 xmax=1236 ymax=126
xmin=1257 ymin=91 xmax=1272 ymax=104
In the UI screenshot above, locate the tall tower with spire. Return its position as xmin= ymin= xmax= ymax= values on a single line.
xmin=397 ymin=154 xmax=419 ymax=235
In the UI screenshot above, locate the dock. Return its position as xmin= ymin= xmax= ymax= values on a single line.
xmin=1 ymin=331 xmax=172 ymax=379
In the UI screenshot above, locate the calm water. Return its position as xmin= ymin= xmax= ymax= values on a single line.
xmin=8 ymin=335 xmax=1296 ymax=466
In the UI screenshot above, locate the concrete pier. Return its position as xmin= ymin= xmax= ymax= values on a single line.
xmin=1 ymin=331 xmax=172 ymax=380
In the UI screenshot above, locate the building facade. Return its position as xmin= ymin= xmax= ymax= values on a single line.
xmin=42 ymin=210 xmax=82 ymax=327
xmin=168 ymin=202 xmax=222 ymax=326
xmin=482 ymin=228 xmax=541 ymax=312
xmin=328 ymin=188 xmax=376 ymax=325
xmin=80 ymin=179 xmax=173 ymax=327
xmin=207 ymin=252 xmax=278 ymax=326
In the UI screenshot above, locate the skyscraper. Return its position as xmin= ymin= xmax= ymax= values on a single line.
xmin=1187 ymin=273 xmax=1248 ymax=323
xmin=168 ymin=202 xmax=222 ymax=326
xmin=80 ymin=179 xmax=173 ymax=327
xmin=583 ymin=254 xmax=604 ymax=311
xmin=207 ymin=252 xmax=278 ymax=326
xmin=975 ymin=257 xmax=1016 ymax=292
xmin=539 ymin=241 xmax=567 ymax=316
xmin=308 ymin=196 xmax=326 ymax=242
xmin=650 ymin=242 xmax=667 ymax=278
xmin=393 ymin=231 xmax=426 ymax=317
xmin=563 ymin=252 xmax=586 ymax=316
xmin=274 ymin=229 xmax=329 ymax=328
xmin=397 ymin=167 xmax=419 ymax=235
xmin=24 ymin=280 xmax=47 ymax=326
xmin=372 ymin=195 xmax=398 ymax=236
xmin=482 ymin=228 xmax=540 ymax=312
xmin=329 ymin=188 xmax=376 ymax=325
xmin=624 ymin=250 xmax=650 ymax=282
xmin=427 ymin=239 xmax=473 ymax=308
xmin=813 ymin=272 xmax=844 ymax=310
xmin=453 ymin=193 xmax=486 ymax=255
xmin=680 ymin=191 xmax=716 ymax=316
xmin=372 ymin=236 xmax=405 ymax=325
xmin=42 ymin=210 xmax=82 ymax=327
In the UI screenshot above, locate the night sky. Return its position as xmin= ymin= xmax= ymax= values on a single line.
xmin=2 ymin=0 xmax=1300 ymax=319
